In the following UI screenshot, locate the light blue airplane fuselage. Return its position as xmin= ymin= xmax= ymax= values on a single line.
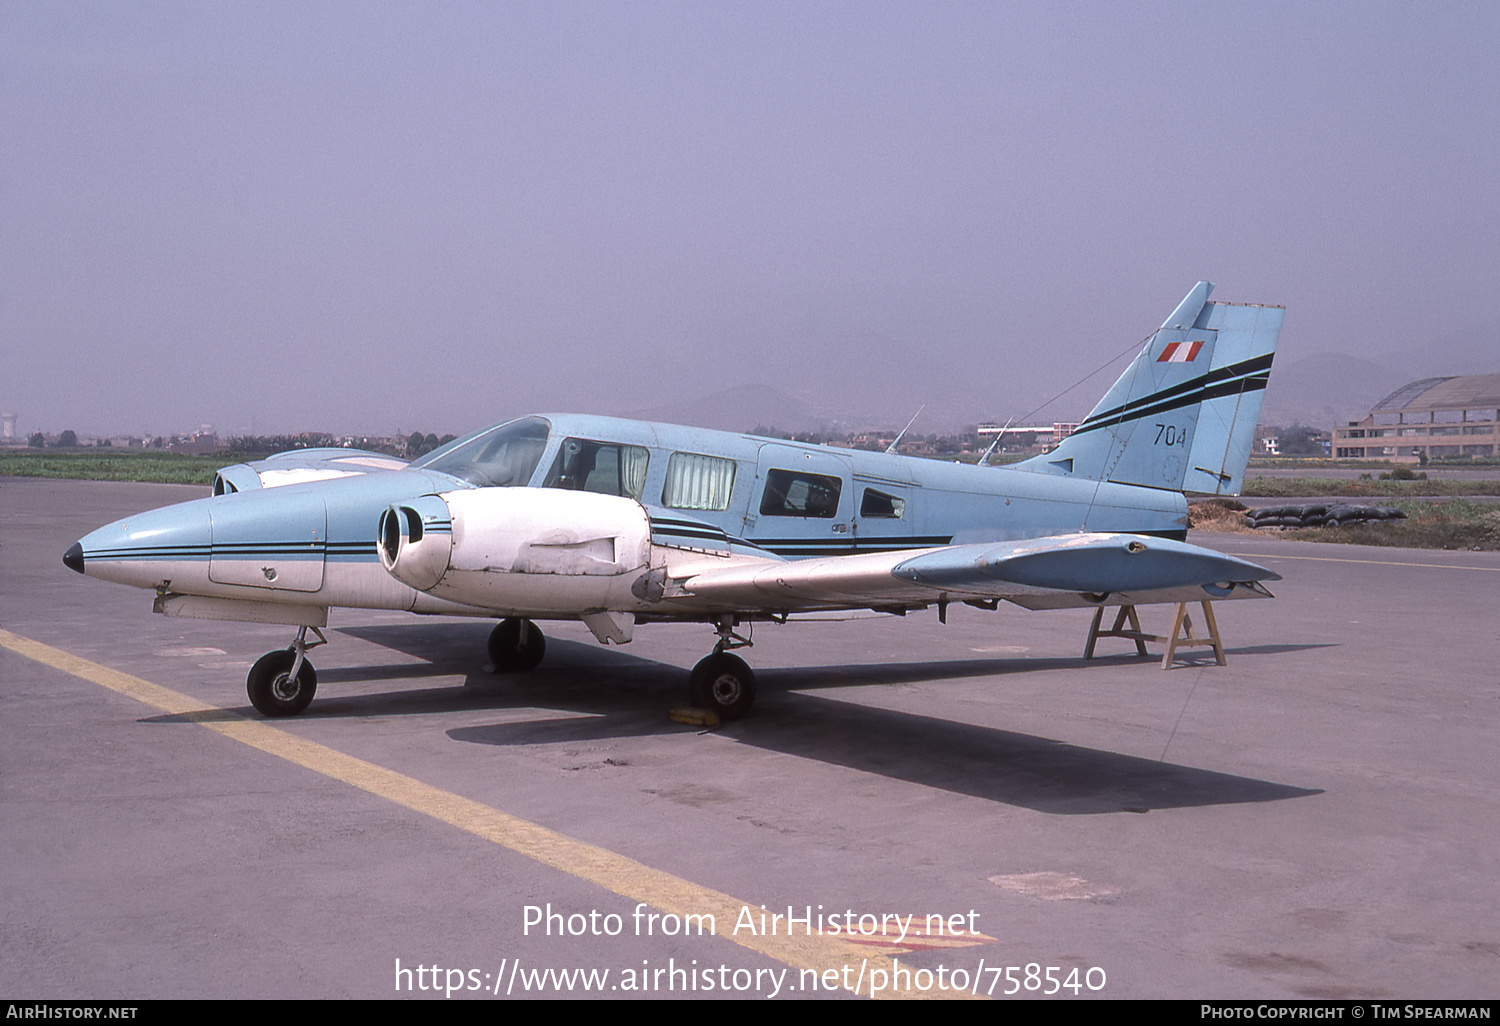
xmin=70 ymin=414 xmax=1190 ymax=619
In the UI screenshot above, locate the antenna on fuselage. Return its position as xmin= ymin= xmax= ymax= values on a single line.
xmin=977 ymin=416 xmax=1014 ymax=466
xmin=885 ymin=405 xmax=925 ymax=455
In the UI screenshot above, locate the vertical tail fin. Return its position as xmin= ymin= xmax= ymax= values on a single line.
xmin=1018 ymin=282 xmax=1282 ymax=495
xmin=1178 ymin=298 xmax=1283 ymax=495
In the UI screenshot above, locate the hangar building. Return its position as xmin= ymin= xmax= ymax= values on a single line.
xmin=1333 ymin=374 xmax=1500 ymax=461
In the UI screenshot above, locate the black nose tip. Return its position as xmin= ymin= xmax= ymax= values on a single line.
xmin=63 ymin=542 xmax=85 ymax=574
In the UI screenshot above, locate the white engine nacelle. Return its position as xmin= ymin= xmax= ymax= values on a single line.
xmin=378 ymin=487 xmax=653 ymax=615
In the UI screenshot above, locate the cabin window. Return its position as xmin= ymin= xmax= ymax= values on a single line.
xmin=412 ymin=416 xmax=550 ymax=487
xmin=543 ymin=439 xmax=649 ymax=499
xmin=860 ymin=488 xmax=905 ymax=519
xmin=760 ymin=469 xmax=842 ymax=518
xmin=662 ymin=452 xmax=737 ymax=511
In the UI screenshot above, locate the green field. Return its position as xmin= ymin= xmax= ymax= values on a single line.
xmin=0 ymin=451 xmax=223 ymax=485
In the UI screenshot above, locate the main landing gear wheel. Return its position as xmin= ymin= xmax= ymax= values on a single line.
xmin=488 ymin=618 xmax=546 ymax=673
xmin=688 ymin=652 xmax=757 ymax=721
xmin=246 ymin=649 xmax=318 ymax=717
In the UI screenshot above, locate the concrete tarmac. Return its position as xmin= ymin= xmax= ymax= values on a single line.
xmin=2 ymin=477 xmax=1497 ymax=999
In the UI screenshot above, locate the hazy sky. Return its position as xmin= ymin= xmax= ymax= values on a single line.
xmin=3 ymin=1 xmax=1496 ymax=438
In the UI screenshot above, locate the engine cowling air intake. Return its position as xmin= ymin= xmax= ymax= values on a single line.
xmin=377 ymin=487 xmax=653 ymax=614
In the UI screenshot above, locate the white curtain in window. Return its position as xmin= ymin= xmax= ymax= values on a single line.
xmin=662 ymin=452 xmax=736 ymax=510
xmin=621 ymin=446 xmax=650 ymax=499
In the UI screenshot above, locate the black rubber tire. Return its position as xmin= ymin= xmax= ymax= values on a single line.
xmin=488 ymin=618 xmax=546 ymax=673
xmin=688 ymin=652 xmax=757 ymax=721
xmin=246 ymin=649 xmax=317 ymax=717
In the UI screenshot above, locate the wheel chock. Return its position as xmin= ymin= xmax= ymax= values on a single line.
xmin=669 ymin=706 xmax=720 ymax=727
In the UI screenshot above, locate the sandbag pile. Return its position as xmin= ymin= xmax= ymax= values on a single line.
xmin=1246 ymin=503 xmax=1407 ymax=529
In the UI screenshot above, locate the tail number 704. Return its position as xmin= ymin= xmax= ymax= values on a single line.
xmin=1154 ymin=423 xmax=1189 ymax=447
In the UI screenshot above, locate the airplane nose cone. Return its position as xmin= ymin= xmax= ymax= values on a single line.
xmin=68 ymin=501 xmax=214 ymax=591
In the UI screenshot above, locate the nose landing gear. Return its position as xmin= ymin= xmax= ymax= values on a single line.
xmin=247 ymin=626 xmax=325 ymax=717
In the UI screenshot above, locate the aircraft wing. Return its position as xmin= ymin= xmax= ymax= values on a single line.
xmin=669 ymin=533 xmax=1278 ymax=613
xmin=214 ymin=448 xmax=411 ymax=494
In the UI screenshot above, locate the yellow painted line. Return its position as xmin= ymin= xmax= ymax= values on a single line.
xmin=1228 ymin=551 xmax=1500 ymax=572
xmin=0 ymin=628 xmax=979 ymax=1000
xmin=839 ymin=920 xmax=999 ymax=955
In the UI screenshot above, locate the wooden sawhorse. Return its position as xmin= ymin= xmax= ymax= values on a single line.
xmin=1083 ymin=601 xmax=1227 ymax=669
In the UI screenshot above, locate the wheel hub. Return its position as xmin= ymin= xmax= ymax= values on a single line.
xmin=709 ymin=674 xmax=741 ymax=704
xmin=272 ymin=673 xmax=301 ymax=702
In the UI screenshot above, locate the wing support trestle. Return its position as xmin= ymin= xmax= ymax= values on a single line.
xmin=1083 ymin=601 xmax=1227 ymax=669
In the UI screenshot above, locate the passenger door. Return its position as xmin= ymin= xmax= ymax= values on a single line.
xmin=747 ymin=444 xmax=854 ymax=557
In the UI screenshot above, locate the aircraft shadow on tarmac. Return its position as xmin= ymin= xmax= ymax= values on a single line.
xmin=255 ymin=621 xmax=1321 ymax=816
xmin=141 ymin=622 xmax=1325 ymax=815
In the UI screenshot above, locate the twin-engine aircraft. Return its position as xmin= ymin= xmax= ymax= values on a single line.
xmin=64 ymin=282 xmax=1283 ymax=720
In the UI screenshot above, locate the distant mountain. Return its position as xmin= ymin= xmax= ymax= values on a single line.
xmin=1374 ymin=321 xmax=1500 ymax=379
xmin=1260 ymin=353 xmax=1411 ymax=428
xmin=615 ymin=327 xmax=1500 ymax=438
xmin=617 ymin=383 xmax=995 ymax=436
xmin=1261 ymin=327 xmax=1500 ymax=429
xmin=617 ymin=384 xmax=831 ymax=435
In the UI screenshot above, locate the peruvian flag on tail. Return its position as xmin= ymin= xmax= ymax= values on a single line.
xmin=1157 ymin=339 xmax=1205 ymax=363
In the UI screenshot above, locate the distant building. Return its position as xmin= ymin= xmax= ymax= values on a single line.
xmin=1332 ymin=374 xmax=1500 ymax=461
xmin=170 ymin=430 xmax=221 ymax=456
xmin=976 ymin=422 xmax=1074 ymax=452
xmin=1 ymin=413 xmax=15 ymax=440
xmin=1255 ymin=424 xmax=1330 ymax=457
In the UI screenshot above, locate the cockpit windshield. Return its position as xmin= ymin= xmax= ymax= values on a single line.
xmin=410 ymin=417 xmax=552 ymax=487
